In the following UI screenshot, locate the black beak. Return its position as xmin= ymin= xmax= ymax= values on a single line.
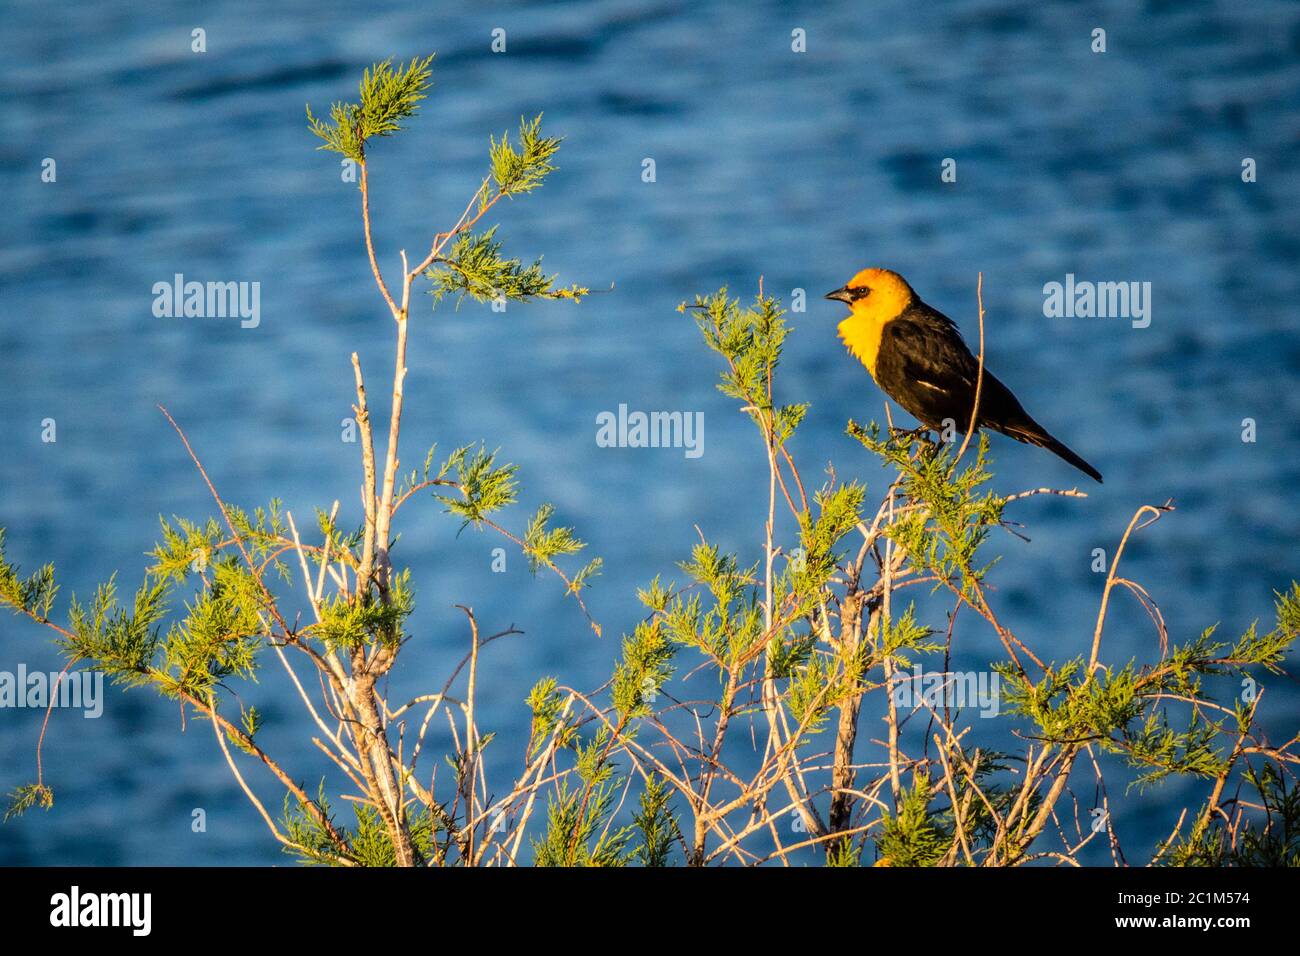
xmin=824 ymin=286 xmax=854 ymax=304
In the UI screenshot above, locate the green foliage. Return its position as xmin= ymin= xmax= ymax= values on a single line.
xmin=1273 ymin=582 xmax=1300 ymax=644
xmin=489 ymin=114 xmax=561 ymax=199
xmin=1222 ymin=583 xmax=1300 ymax=673
xmin=631 ymin=774 xmax=678 ymax=866
xmin=64 ymin=576 xmax=169 ymax=688
xmin=876 ymin=772 xmax=951 ymax=866
xmin=311 ymin=569 xmax=414 ymax=650
xmin=231 ymin=704 xmax=263 ymax=756
xmin=850 ymin=423 xmax=1003 ymax=598
xmin=157 ymin=559 xmax=266 ymax=696
xmin=315 ymin=508 xmax=364 ymax=559
xmin=948 ymin=757 xmax=1026 ymax=852
xmin=282 ymin=787 xmax=441 ymax=867
xmin=436 ymin=445 xmax=519 ymax=530
xmin=226 ymin=501 xmax=295 ymax=584
xmin=0 ymin=529 xmax=58 ymax=620
xmin=423 ymin=114 xmax=587 ymax=306
xmin=526 ymin=677 xmax=572 ymax=756
xmin=281 ymin=789 xmax=345 ymax=866
xmin=1220 ymin=765 xmax=1300 ymax=865
xmin=532 ymin=732 xmax=632 ymax=867
xmin=523 ymin=504 xmax=597 ymax=592
xmin=4 ymin=783 xmax=54 ymax=821
xmin=1163 ymin=764 xmax=1300 ymax=867
xmin=1124 ymin=711 xmax=1226 ymax=789
xmin=636 ymin=575 xmax=672 ymax=614
xmin=785 ymin=651 xmax=838 ymax=738
xmin=878 ymin=603 xmax=938 ymax=664
xmin=826 ymin=838 xmax=861 ymax=867
xmin=997 ymin=633 xmax=1271 ymax=792
xmin=426 ymin=227 xmax=555 ymax=306
xmin=566 ymin=558 xmax=603 ymax=596
xmin=791 ymin=483 xmax=865 ymax=606
xmin=348 ymin=804 xmax=437 ymax=867
xmin=610 ymin=620 xmax=675 ymax=721
xmin=657 ymin=543 xmax=764 ymax=668
xmin=150 ymin=503 xmax=293 ymax=586
xmin=767 ymin=629 xmax=815 ymax=680
xmin=307 ymin=55 xmax=435 ymax=162
xmin=681 ymin=289 xmax=791 ymax=431
xmin=1000 ymin=660 xmax=1143 ymax=747
xmin=149 ymin=515 xmax=225 ymax=584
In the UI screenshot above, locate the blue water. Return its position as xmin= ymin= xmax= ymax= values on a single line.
xmin=2 ymin=0 xmax=1298 ymax=865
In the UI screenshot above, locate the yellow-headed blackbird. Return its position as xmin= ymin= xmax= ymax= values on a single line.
xmin=826 ymin=268 xmax=1102 ymax=483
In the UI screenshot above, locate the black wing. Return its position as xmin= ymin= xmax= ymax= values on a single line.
xmin=874 ymin=312 xmax=981 ymax=428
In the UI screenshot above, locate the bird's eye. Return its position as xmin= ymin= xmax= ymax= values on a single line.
xmin=853 ymin=287 xmax=871 ymax=300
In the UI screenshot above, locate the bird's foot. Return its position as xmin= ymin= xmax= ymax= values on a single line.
xmin=887 ymin=425 xmax=934 ymax=446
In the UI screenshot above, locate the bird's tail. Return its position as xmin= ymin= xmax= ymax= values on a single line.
xmin=999 ymin=421 xmax=1103 ymax=484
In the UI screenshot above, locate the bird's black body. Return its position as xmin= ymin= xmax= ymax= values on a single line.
xmin=875 ymin=299 xmax=1103 ymax=483
xmin=827 ymin=268 xmax=1103 ymax=483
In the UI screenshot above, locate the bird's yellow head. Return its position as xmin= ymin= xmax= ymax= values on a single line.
xmin=825 ymin=268 xmax=915 ymax=377
xmin=824 ymin=268 xmax=914 ymax=317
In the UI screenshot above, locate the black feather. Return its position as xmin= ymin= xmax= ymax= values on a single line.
xmin=872 ymin=300 xmax=1103 ymax=483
